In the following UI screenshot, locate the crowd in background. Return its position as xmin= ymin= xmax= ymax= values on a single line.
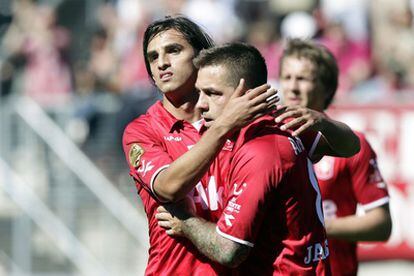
xmin=1 ymin=0 xmax=414 ymax=181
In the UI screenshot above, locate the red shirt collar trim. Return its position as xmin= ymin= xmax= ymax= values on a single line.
xmin=148 ymin=101 xmax=203 ymax=133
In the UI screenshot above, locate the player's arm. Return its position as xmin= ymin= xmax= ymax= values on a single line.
xmin=156 ymin=206 xmax=250 ymax=267
xmin=154 ymin=80 xmax=278 ymax=202
xmin=274 ymin=105 xmax=360 ymax=160
xmin=324 ymin=204 xmax=391 ymax=241
xmin=157 ymin=143 xmax=275 ymax=266
xmin=325 ymin=134 xmax=391 ymax=241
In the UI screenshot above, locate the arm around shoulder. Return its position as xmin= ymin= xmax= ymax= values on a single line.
xmin=153 ymin=123 xmax=230 ymax=202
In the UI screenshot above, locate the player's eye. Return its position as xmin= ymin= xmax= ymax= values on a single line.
xmin=281 ymin=74 xmax=290 ymax=80
xmin=148 ymin=53 xmax=158 ymax=63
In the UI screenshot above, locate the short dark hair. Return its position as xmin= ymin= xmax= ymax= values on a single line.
xmin=279 ymin=39 xmax=338 ymax=109
xmin=143 ymin=16 xmax=215 ymax=82
xmin=193 ymin=42 xmax=267 ymax=89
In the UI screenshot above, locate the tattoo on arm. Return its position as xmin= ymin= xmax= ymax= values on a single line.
xmin=182 ymin=217 xmax=250 ymax=267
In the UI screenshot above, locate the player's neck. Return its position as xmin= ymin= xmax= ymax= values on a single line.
xmin=162 ymin=91 xmax=201 ymax=123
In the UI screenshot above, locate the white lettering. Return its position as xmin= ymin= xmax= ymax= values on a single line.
xmin=304 ymin=240 xmax=329 ymax=264
xmin=189 ymin=177 xmax=223 ymax=211
xmin=233 ymin=183 xmax=247 ymax=196
xmin=208 ymin=176 xmax=218 ymax=210
xmin=304 ymin=245 xmax=312 ymax=265
xmin=195 ymin=182 xmax=209 ymax=210
xmin=137 ymin=160 xmax=154 ymax=176
xmin=164 ymin=135 xmax=182 ymax=142
xmin=313 ymin=243 xmax=324 ymax=262
xmin=224 ymin=213 xmax=235 ymax=226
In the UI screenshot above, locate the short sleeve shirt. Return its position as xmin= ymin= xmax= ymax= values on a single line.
xmin=123 ymin=101 xmax=229 ymax=275
xmin=314 ymin=131 xmax=389 ymax=276
xmin=216 ymin=118 xmax=330 ymax=275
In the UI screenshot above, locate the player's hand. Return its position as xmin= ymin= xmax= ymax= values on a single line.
xmin=214 ymin=79 xmax=279 ymax=132
xmin=155 ymin=196 xmax=195 ymax=237
xmin=274 ymin=105 xmax=326 ymax=136
xmin=156 ymin=205 xmax=185 ymax=237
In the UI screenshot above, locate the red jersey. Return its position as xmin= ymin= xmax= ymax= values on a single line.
xmin=122 ymin=101 xmax=231 ymax=275
xmin=216 ymin=117 xmax=331 ymax=275
xmin=314 ymin=132 xmax=389 ymax=276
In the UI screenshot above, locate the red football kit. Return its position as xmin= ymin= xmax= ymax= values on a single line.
xmin=314 ymin=132 xmax=389 ymax=276
xmin=123 ymin=101 xmax=232 ymax=275
xmin=216 ymin=117 xmax=331 ymax=275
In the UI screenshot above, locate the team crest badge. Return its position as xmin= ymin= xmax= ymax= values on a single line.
xmin=129 ymin=144 xmax=144 ymax=168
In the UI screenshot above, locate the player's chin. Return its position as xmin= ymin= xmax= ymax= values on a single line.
xmin=157 ymin=82 xmax=177 ymax=94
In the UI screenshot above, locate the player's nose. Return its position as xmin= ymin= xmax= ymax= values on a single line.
xmin=196 ymin=91 xmax=209 ymax=111
xmin=157 ymin=53 xmax=170 ymax=70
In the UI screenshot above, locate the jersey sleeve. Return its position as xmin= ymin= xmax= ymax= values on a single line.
xmin=279 ymin=117 xmax=320 ymax=160
xmin=297 ymin=130 xmax=322 ymax=161
xmin=122 ymin=119 xmax=172 ymax=201
xmin=348 ymin=133 xmax=389 ymax=211
xmin=216 ymin=142 xmax=281 ymax=247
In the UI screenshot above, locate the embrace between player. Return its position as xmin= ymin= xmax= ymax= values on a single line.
xmin=123 ymin=16 xmax=390 ymax=276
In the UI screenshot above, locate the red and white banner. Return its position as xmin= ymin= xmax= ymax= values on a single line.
xmin=327 ymin=104 xmax=414 ymax=260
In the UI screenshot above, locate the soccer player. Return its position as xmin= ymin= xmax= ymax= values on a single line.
xmin=124 ymin=16 xmax=358 ymax=275
xmin=277 ymin=39 xmax=392 ymax=275
xmin=156 ymin=42 xmax=338 ymax=275
xmin=123 ymin=16 xmax=279 ymax=275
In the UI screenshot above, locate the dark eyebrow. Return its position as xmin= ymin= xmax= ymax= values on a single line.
xmin=165 ymin=43 xmax=183 ymax=51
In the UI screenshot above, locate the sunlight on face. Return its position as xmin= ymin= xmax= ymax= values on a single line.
xmin=279 ymin=57 xmax=325 ymax=111
xmin=147 ymin=29 xmax=197 ymax=95
xmin=195 ymin=65 xmax=235 ymax=127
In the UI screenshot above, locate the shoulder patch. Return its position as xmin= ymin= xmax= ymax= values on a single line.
xmin=129 ymin=143 xmax=144 ymax=168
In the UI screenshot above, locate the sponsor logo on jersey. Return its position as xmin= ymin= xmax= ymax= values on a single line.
xmin=224 ymin=213 xmax=235 ymax=226
xmin=164 ymin=135 xmax=182 ymax=142
xmin=226 ymin=197 xmax=242 ymax=213
xmin=189 ymin=176 xmax=224 ymax=211
xmin=129 ymin=143 xmax=144 ymax=168
xmin=223 ymin=183 xmax=246 ymax=221
xmin=233 ymin=183 xmax=247 ymax=196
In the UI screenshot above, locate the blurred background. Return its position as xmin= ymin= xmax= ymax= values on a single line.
xmin=0 ymin=0 xmax=413 ymax=275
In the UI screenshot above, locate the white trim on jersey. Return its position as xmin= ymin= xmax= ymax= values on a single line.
xmin=216 ymin=226 xmax=254 ymax=248
xmin=150 ymin=164 xmax=170 ymax=203
xmin=307 ymin=159 xmax=325 ymax=226
xmin=308 ymin=131 xmax=322 ymax=159
xmin=361 ymin=196 xmax=390 ymax=211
